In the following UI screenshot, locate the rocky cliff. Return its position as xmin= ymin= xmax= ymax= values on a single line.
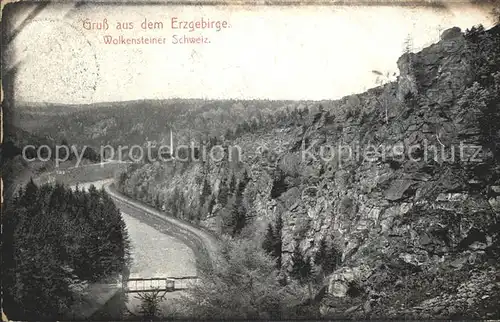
xmin=118 ymin=24 xmax=500 ymax=318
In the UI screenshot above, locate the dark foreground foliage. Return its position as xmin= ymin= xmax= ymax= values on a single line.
xmin=2 ymin=180 xmax=131 ymax=320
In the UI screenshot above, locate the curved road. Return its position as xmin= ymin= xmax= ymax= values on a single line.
xmin=103 ymin=182 xmax=220 ymax=268
xmin=31 ymin=165 xmax=220 ymax=317
xmin=71 ymin=179 xmax=220 ymax=317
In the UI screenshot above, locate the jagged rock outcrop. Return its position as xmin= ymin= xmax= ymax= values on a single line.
xmin=244 ymin=25 xmax=499 ymax=318
xmin=119 ymin=25 xmax=500 ymax=319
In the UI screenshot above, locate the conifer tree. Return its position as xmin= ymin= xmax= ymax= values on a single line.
xmin=155 ymin=193 xmax=161 ymax=209
xmin=242 ymin=169 xmax=251 ymax=184
xmin=290 ymin=243 xmax=312 ymax=285
xmin=314 ymin=237 xmax=341 ymax=277
xmin=232 ymin=180 xmax=247 ymax=236
xmin=218 ymin=179 xmax=229 ymax=207
xmin=200 ymin=178 xmax=212 ymax=206
xmin=3 ymin=181 xmax=131 ymax=320
xmin=262 ymin=223 xmax=275 ymax=255
xmin=208 ymin=195 xmax=216 ymax=214
xmin=273 ymin=214 xmax=283 ymax=269
xmin=229 ymin=174 xmax=237 ymax=193
xmin=261 ymin=214 xmax=283 ymax=269
xmin=22 ymin=178 xmax=38 ymax=207
xmin=314 ymin=238 xmax=328 ymax=270
xmin=225 ymin=128 xmax=233 ymax=140
xmin=325 ymin=243 xmax=342 ymax=274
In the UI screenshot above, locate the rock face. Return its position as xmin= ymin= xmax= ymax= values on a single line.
xmin=441 ymin=27 xmax=462 ymax=40
xmin=234 ymin=25 xmax=498 ymax=319
xmin=122 ymin=24 xmax=500 ymax=319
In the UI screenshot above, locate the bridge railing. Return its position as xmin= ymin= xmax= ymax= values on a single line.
xmin=124 ymin=276 xmax=199 ymax=293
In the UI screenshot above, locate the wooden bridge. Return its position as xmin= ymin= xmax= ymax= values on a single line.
xmin=123 ymin=276 xmax=199 ymax=293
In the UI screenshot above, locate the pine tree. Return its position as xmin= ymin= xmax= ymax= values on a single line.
xmin=208 ymin=195 xmax=216 ymax=215
xmin=229 ymin=174 xmax=237 ymax=192
xmin=242 ymin=121 xmax=250 ymax=132
xmin=234 ymin=124 xmax=242 ymax=136
xmin=314 ymin=238 xmax=328 ymax=269
xmin=261 ymin=214 xmax=283 ymax=269
xmin=218 ymin=179 xmax=229 ymax=207
xmin=232 ymin=180 xmax=247 ymax=236
xmin=314 ymin=237 xmax=341 ymax=277
xmin=290 ymin=243 xmax=312 ymax=285
xmin=22 ymin=178 xmax=38 ymax=208
xmin=325 ymin=243 xmax=342 ymax=274
xmin=225 ymin=128 xmax=233 ymax=140
xmin=200 ymin=178 xmax=212 ymax=206
xmin=273 ymin=214 xmax=283 ymax=269
xmin=250 ymin=118 xmax=258 ymax=131
xmin=242 ymin=169 xmax=250 ymax=184
xmin=155 ymin=193 xmax=161 ymax=209
xmin=175 ymin=188 xmax=185 ymax=217
xmin=262 ymin=223 xmax=275 ymax=255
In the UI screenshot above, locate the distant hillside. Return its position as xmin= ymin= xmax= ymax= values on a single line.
xmin=1 ymin=125 xmax=100 ymax=201
xmin=117 ymin=24 xmax=500 ymax=319
xmin=14 ymin=99 xmax=333 ymax=152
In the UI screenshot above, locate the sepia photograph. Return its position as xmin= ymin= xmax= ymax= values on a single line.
xmin=1 ymin=0 xmax=500 ymax=320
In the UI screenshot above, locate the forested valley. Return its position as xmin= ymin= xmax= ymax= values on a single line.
xmin=2 ymin=12 xmax=500 ymax=320
xmin=2 ymin=181 xmax=131 ymax=320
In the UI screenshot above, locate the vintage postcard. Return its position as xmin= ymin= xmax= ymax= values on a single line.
xmin=1 ymin=0 xmax=499 ymax=320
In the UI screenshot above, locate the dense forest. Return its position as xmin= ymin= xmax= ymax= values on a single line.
xmin=14 ymin=99 xmax=321 ymax=156
xmin=2 ymin=181 xmax=131 ymax=320
xmin=114 ymin=104 xmax=311 ymax=230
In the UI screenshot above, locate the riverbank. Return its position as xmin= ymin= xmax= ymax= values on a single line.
xmin=71 ymin=179 xmax=197 ymax=316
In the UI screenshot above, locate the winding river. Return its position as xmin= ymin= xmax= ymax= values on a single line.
xmin=71 ymin=179 xmax=197 ymax=313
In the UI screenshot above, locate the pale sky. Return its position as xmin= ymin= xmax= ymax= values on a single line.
xmin=6 ymin=3 xmax=495 ymax=104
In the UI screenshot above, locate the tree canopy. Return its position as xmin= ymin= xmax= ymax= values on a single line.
xmin=2 ymin=180 xmax=131 ymax=320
